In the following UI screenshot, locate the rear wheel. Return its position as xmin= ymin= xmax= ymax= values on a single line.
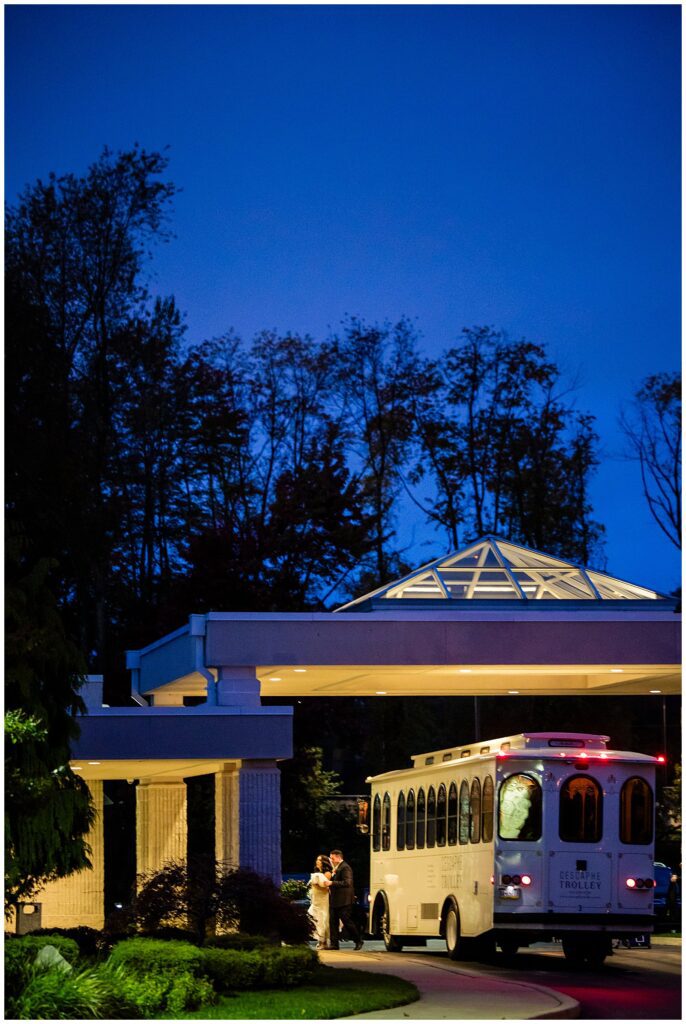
xmin=498 ymin=938 xmax=520 ymax=958
xmin=444 ymin=901 xmax=463 ymax=960
xmin=562 ymin=936 xmax=610 ymax=967
xmin=381 ymin=898 xmax=403 ymax=952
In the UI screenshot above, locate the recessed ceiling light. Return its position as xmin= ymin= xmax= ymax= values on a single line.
xmin=610 ymin=669 xmax=624 ymax=674
xmin=293 ymin=668 xmax=307 ymax=673
xmin=650 ymin=689 xmax=662 ymax=694
xmin=458 ymin=669 xmax=473 ymax=673
xmin=376 ymin=690 xmax=387 ymax=695
xmin=72 ymin=766 xmax=82 ymax=771
xmin=87 ymin=761 xmax=101 ymax=765
xmin=508 ymin=690 xmax=520 ymax=695
xmin=268 ymin=677 xmax=282 ymax=682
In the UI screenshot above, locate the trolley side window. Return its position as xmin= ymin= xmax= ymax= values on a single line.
xmin=620 ymin=777 xmax=653 ymax=845
xmin=372 ymin=794 xmax=381 ymax=852
xmin=427 ymin=786 xmax=437 ymax=848
xmin=458 ymin=779 xmax=470 ymax=845
xmin=382 ymin=792 xmax=392 ymax=851
xmin=397 ymin=791 xmax=406 ymax=851
xmin=482 ymin=774 xmax=494 ymax=843
xmin=416 ymin=787 xmax=426 ymax=848
xmin=470 ymin=777 xmax=481 ymax=843
xmin=448 ymin=781 xmax=458 ymax=845
xmin=437 ymin=783 xmax=447 ymax=847
xmin=406 ymin=788 xmax=416 ymax=850
xmin=560 ymin=775 xmax=603 ymax=843
xmin=499 ymin=773 xmax=542 ymax=841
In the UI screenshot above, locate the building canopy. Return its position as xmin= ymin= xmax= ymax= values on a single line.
xmin=337 ymin=536 xmax=670 ymax=611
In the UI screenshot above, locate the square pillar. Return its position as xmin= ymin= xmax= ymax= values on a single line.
xmin=38 ymin=780 xmax=105 ymax=929
xmin=136 ymin=779 xmax=187 ymax=881
xmin=217 ymin=666 xmax=260 ymax=706
xmin=215 ymin=760 xmax=282 ymax=886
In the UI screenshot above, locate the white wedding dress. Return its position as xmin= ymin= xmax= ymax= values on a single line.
xmin=308 ymin=872 xmax=330 ymax=947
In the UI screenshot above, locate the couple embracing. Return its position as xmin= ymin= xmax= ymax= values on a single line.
xmin=309 ymin=849 xmax=364 ymax=951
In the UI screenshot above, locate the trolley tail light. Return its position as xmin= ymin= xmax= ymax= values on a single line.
xmin=626 ymin=877 xmax=636 ymax=889
xmin=625 ymin=877 xmax=653 ymax=889
xmin=501 ymin=873 xmax=532 ymax=886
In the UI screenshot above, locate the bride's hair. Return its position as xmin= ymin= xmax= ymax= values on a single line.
xmin=316 ymin=854 xmax=332 ymax=871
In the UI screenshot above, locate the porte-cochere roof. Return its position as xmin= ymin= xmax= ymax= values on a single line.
xmin=337 ymin=536 xmax=670 ymax=611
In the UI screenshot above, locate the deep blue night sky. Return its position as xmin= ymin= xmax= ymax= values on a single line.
xmin=6 ymin=4 xmax=681 ymax=593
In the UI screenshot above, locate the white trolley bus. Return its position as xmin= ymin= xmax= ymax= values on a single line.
xmin=364 ymin=732 xmax=658 ymax=966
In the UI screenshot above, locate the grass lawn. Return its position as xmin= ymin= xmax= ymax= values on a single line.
xmin=170 ymin=965 xmax=419 ymax=1020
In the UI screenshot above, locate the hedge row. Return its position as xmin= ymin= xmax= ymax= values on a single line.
xmin=6 ymin=933 xmax=319 ymax=1019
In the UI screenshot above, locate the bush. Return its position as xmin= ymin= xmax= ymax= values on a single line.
xmin=106 ymin=967 xmax=214 ymax=1016
xmin=6 ymin=933 xmax=80 ymax=965
xmin=216 ymin=869 xmax=313 ymax=943
xmin=199 ymin=944 xmax=318 ymax=993
xmin=139 ymin=926 xmax=201 ymax=945
xmin=280 ymin=878 xmax=309 ymax=902
xmin=205 ymin=932 xmax=276 ymax=951
xmin=200 ymin=947 xmax=264 ymax=991
xmin=261 ymin=944 xmax=318 ymax=988
xmin=5 ymin=942 xmax=33 ymax=1002
xmin=6 ymin=963 xmax=139 ymax=1020
xmin=26 ymin=926 xmax=102 ymax=958
xmin=132 ymin=859 xmax=314 ymax=944
xmin=108 ymin=936 xmax=206 ymax=975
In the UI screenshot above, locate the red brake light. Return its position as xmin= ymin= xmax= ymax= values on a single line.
xmin=502 ymin=874 xmax=512 ymax=884
xmin=657 ymin=755 xmax=666 ymax=763
xmin=644 ymin=878 xmax=654 ymax=888
xmin=626 ymin=877 xmax=636 ymax=889
xmin=520 ymin=874 xmax=532 ymax=886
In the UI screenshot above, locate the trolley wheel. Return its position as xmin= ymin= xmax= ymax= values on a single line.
xmin=444 ymin=900 xmax=463 ymax=960
xmin=498 ymin=939 xmax=519 ymax=958
xmin=381 ymin=899 xmax=403 ymax=953
xmin=562 ymin=936 xmax=609 ymax=967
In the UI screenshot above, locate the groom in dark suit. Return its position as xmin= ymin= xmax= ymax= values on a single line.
xmin=325 ymin=849 xmax=364 ymax=950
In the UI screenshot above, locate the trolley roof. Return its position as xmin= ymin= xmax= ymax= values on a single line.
xmin=366 ymin=731 xmax=659 ymax=782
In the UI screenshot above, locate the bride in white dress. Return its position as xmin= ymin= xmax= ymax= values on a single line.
xmin=308 ymin=855 xmax=332 ymax=950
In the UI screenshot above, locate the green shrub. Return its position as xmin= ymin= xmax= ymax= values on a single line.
xmin=7 ymin=934 xmax=80 ymax=965
xmin=6 ymin=963 xmax=139 ymax=1020
xmin=199 ymin=944 xmax=318 ymax=993
xmin=27 ymin=926 xmax=102 ymax=958
xmin=205 ymin=932 xmax=276 ymax=951
xmin=261 ymin=945 xmax=319 ymax=988
xmin=200 ymin=948 xmax=264 ymax=991
xmin=106 ymin=967 xmax=214 ymax=1016
xmin=140 ymin=926 xmax=200 ymax=945
xmin=5 ymin=942 xmax=33 ymax=1002
xmin=107 ymin=936 xmax=206 ymax=976
xmin=280 ymin=878 xmax=309 ymax=902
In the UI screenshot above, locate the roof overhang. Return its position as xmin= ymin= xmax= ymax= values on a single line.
xmin=133 ymin=608 xmax=681 ymax=699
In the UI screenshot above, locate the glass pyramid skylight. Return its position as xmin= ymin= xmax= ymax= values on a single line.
xmin=337 ymin=537 xmax=666 ymax=609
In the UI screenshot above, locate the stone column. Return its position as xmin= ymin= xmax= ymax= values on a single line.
xmin=38 ymin=780 xmax=105 ymax=929
xmin=239 ymin=760 xmax=282 ymax=884
xmin=214 ymin=760 xmax=282 ymax=886
xmin=215 ymin=764 xmax=239 ymax=872
xmin=136 ymin=779 xmax=187 ymax=881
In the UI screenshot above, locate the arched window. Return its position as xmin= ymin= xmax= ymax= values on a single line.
xmin=372 ymin=794 xmax=381 ymax=852
xmin=499 ymin=774 xmax=542 ymax=841
xmin=382 ymin=792 xmax=392 ymax=850
xmin=470 ymin=778 xmax=481 ymax=843
xmin=426 ymin=786 xmax=436 ymax=848
xmin=620 ymin=777 xmax=653 ymax=845
xmin=397 ymin=791 xmax=406 ymax=851
xmin=481 ymin=775 xmax=494 ymax=843
xmin=447 ymin=782 xmax=458 ymax=845
xmin=560 ymin=775 xmax=602 ymax=843
xmin=416 ymin=788 xmax=426 ymax=849
xmin=436 ymin=784 xmax=447 ymax=846
xmin=458 ymin=780 xmax=470 ymax=845
xmin=405 ymin=789 xmax=416 ymax=850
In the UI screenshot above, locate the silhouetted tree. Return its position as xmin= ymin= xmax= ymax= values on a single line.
xmin=620 ymin=372 xmax=681 ymax=549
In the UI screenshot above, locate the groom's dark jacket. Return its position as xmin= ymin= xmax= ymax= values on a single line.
xmin=329 ymin=861 xmax=355 ymax=908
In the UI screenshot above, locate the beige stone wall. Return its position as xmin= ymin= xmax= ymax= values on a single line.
xmin=38 ymin=780 xmax=105 ymax=930
xmin=136 ymin=779 xmax=187 ymax=881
